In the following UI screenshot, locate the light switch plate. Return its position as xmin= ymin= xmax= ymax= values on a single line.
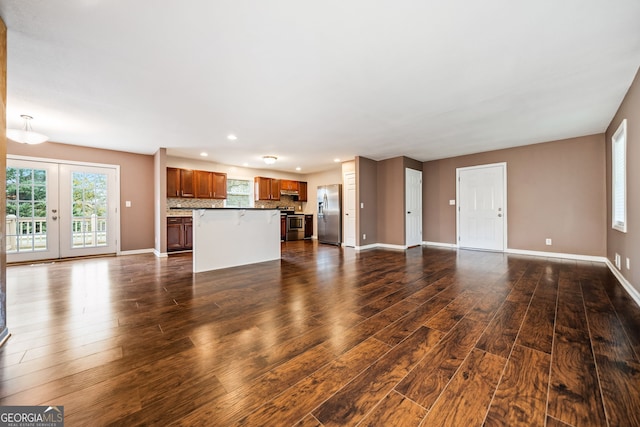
xmin=125 ymin=201 xmax=132 ymax=207
xmin=449 ymin=200 xmax=455 ymax=205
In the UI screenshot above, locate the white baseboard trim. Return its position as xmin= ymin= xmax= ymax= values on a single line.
xmin=377 ymin=243 xmax=408 ymax=251
xmin=119 ymin=248 xmax=155 ymax=256
xmin=355 ymin=243 xmax=407 ymax=251
xmin=153 ymin=249 xmax=169 ymax=258
xmin=505 ymin=248 xmax=607 ymax=263
xmin=424 ymin=241 xmax=458 ymax=249
xmin=355 ymin=243 xmax=379 ymax=251
xmin=605 ymin=259 xmax=640 ymax=308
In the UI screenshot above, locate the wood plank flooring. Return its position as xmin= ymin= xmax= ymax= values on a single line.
xmin=1 ymin=242 xmax=640 ymax=426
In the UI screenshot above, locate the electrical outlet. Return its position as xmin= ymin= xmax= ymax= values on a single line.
xmin=627 ymin=257 xmax=631 ymax=270
xmin=545 ymin=238 xmax=552 ymax=246
xmin=361 ymin=202 xmax=364 ymax=208
xmin=449 ymin=200 xmax=456 ymax=205
xmin=363 ymin=234 xmax=366 ymax=240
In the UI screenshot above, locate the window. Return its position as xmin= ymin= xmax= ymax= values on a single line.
xmin=612 ymin=119 xmax=627 ymax=232
xmin=225 ymin=178 xmax=253 ymax=208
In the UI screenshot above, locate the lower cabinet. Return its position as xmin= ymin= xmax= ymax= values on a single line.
xmin=304 ymin=214 xmax=313 ymax=239
xmin=280 ymin=214 xmax=287 ymax=241
xmin=167 ymin=216 xmax=193 ymax=251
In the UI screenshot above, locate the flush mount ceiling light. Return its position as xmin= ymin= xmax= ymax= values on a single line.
xmin=227 ymin=134 xmax=238 ymax=141
xmin=6 ymin=115 xmax=49 ymax=144
xmin=262 ymin=156 xmax=277 ymax=165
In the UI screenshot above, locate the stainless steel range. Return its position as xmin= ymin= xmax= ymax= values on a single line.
xmin=286 ymin=214 xmax=305 ymax=241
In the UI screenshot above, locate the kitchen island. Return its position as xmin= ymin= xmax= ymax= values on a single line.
xmin=184 ymin=208 xmax=281 ymax=273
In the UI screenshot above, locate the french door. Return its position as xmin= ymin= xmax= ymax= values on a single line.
xmin=6 ymin=158 xmax=119 ymax=262
xmin=457 ymin=163 xmax=506 ymax=251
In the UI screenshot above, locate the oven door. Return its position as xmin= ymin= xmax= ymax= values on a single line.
xmin=286 ymin=215 xmax=304 ymax=240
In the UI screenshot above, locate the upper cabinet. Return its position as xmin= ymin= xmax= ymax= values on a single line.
xmin=281 ymin=180 xmax=298 ymax=192
xmin=298 ymin=182 xmax=308 ymax=201
xmin=255 ymin=176 xmax=281 ymax=201
xmin=167 ymin=167 xmax=226 ymax=199
xmin=195 ymin=170 xmax=227 ymax=199
xmin=167 ymin=167 xmax=195 ymax=198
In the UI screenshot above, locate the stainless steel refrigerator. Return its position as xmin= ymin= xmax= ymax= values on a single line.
xmin=317 ymin=184 xmax=342 ymax=245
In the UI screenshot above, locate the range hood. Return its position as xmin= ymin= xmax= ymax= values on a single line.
xmin=280 ymin=189 xmax=299 ymax=196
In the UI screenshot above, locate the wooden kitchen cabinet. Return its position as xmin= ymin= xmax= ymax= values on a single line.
xmin=298 ymin=181 xmax=308 ymax=202
xmin=180 ymin=169 xmax=194 ymax=198
xmin=195 ymin=170 xmax=227 ymax=199
xmin=167 ymin=217 xmax=193 ymax=251
xmin=255 ymin=176 xmax=281 ymax=201
xmin=167 ymin=167 xmax=181 ymax=197
xmin=304 ymin=214 xmax=313 ymax=239
xmin=168 ymin=167 xmax=226 ymax=199
xmin=281 ymin=180 xmax=298 ymax=192
xmin=166 ymin=167 xmax=194 ymax=198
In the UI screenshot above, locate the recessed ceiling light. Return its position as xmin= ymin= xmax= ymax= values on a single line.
xmin=295 ymin=167 xmax=301 ymax=171
xmin=242 ymin=162 xmax=249 ymax=167
xmin=200 ymin=152 xmax=208 ymax=157
xmin=227 ymin=134 xmax=238 ymax=141
xmin=334 ymin=158 xmax=341 ymax=163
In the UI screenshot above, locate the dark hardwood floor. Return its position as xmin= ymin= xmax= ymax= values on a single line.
xmin=1 ymin=242 xmax=639 ymax=426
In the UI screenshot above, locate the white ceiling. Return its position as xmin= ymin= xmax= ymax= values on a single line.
xmin=2 ymin=1 xmax=639 ymax=174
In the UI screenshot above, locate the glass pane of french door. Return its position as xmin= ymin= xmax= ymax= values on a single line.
xmin=6 ymin=158 xmax=118 ymax=262
xmin=59 ymin=164 xmax=117 ymax=258
xmin=6 ymin=159 xmax=60 ymax=262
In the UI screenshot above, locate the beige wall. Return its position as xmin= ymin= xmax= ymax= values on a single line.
xmin=356 ymin=156 xmax=422 ymax=247
xmin=423 ymin=134 xmax=607 ymax=256
xmin=606 ymin=67 xmax=640 ymax=294
xmin=356 ymin=157 xmax=378 ymax=246
xmin=377 ymin=157 xmax=405 ymax=245
xmin=7 ymin=141 xmax=155 ymax=252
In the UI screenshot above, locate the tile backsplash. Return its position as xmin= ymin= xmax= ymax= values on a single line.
xmin=167 ymin=195 xmax=305 ymax=216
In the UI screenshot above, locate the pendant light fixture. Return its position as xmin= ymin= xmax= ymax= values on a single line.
xmin=6 ymin=115 xmax=49 ymax=144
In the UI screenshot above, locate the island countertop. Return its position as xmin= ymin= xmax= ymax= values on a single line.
xmin=191 ymin=208 xmax=281 ymax=273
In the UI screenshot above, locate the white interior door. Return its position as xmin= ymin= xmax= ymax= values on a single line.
xmin=344 ymin=172 xmax=356 ymax=247
xmin=6 ymin=158 xmax=119 ymax=262
xmin=6 ymin=159 xmax=60 ymax=262
xmin=405 ymin=168 xmax=422 ymax=247
xmin=457 ymin=163 xmax=506 ymax=251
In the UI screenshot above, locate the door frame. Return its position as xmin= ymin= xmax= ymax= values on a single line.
xmin=343 ymin=172 xmax=356 ymax=247
xmin=405 ymin=168 xmax=422 ymax=247
xmin=7 ymin=154 xmax=122 ymax=258
xmin=456 ymin=162 xmax=507 ymax=251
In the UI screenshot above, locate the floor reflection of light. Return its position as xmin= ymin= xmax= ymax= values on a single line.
xmin=70 ymin=260 xmax=112 ymax=343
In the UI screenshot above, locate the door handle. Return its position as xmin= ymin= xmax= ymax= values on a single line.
xmin=407 ymin=211 xmax=412 ymax=214
xmin=52 ymin=216 xmax=58 ymax=220
xmin=498 ymin=214 xmax=502 ymax=217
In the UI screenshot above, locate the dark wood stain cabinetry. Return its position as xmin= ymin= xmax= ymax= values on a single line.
xmin=195 ymin=170 xmax=227 ymax=199
xmin=304 ymin=214 xmax=313 ymax=238
xmin=168 ymin=167 xmax=226 ymax=199
xmin=298 ymin=182 xmax=308 ymax=202
xmin=167 ymin=217 xmax=193 ymax=251
xmin=255 ymin=177 xmax=281 ymax=201
xmin=167 ymin=167 xmax=195 ymax=198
